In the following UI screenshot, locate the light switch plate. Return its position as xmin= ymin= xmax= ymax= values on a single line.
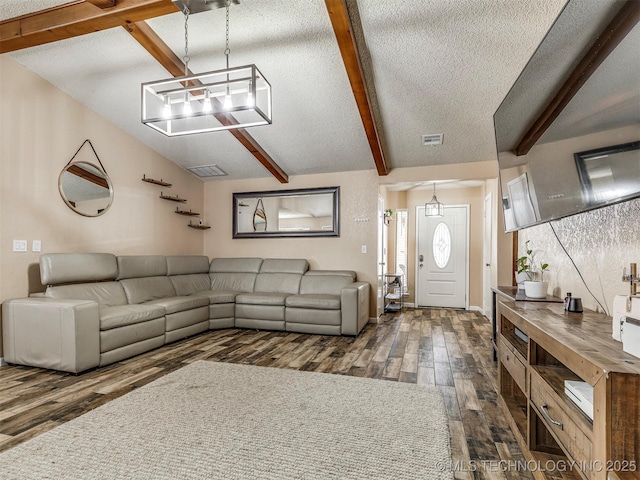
xmin=32 ymin=240 xmax=41 ymax=252
xmin=13 ymin=240 xmax=27 ymax=252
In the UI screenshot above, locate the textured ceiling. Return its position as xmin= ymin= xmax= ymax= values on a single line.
xmin=6 ymin=0 xmax=577 ymax=181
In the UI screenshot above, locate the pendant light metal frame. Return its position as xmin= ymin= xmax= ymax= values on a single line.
xmin=425 ymin=183 xmax=444 ymax=217
xmin=141 ymin=0 xmax=272 ymax=136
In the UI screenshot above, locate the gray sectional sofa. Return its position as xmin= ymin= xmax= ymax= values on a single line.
xmin=2 ymin=253 xmax=369 ymax=373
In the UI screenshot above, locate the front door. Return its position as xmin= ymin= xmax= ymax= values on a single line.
xmin=416 ymin=205 xmax=468 ymax=308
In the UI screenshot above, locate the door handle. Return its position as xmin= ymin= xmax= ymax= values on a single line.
xmin=419 ymin=254 xmax=424 ymax=262
xmin=419 ymin=264 xmax=423 ymax=268
xmin=485 ymin=263 xmax=490 ymax=267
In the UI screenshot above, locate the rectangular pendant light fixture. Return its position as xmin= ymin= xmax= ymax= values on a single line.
xmin=142 ymin=64 xmax=271 ymax=136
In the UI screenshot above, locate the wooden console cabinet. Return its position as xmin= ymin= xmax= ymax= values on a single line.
xmin=497 ymin=300 xmax=640 ymax=480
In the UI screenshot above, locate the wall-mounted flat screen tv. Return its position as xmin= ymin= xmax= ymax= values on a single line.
xmin=494 ymin=0 xmax=640 ymax=232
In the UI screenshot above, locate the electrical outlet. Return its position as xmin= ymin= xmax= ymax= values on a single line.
xmin=361 ymin=245 xmax=367 ymax=254
xmin=13 ymin=240 xmax=27 ymax=252
xmin=32 ymin=240 xmax=42 ymax=252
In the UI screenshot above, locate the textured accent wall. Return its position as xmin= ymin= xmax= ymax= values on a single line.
xmin=518 ymin=197 xmax=640 ymax=315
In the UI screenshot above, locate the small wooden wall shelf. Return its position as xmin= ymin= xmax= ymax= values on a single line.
xmin=160 ymin=193 xmax=186 ymax=203
xmin=188 ymin=223 xmax=211 ymax=230
xmin=141 ymin=175 xmax=172 ymax=187
xmin=175 ymin=208 xmax=199 ymax=216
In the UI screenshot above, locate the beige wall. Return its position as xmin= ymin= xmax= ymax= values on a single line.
xmin=0 ymin=56 xmax=205 ymax=357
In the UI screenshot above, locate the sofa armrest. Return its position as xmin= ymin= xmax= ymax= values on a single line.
xmin=340 ymin=282 xmax=370 ymax=336
xmin=2 ymin=298 xmax=100 ymax=373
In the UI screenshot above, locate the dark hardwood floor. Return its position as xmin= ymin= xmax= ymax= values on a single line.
xmin=0 ymin=308 xmax=532 ymax=479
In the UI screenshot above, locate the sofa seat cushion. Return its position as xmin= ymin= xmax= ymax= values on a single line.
xmin=144 ymin=295 xmax=209 ymax=315
xmin=193 ymin=290 xmax=238 ymax=304
xmin=100 ymin=305 xmax=165 ymax=331
xmin=236 ymin=292 xmax=288 ymax=306
xmin=285 ymin=294 xmax=341 ymax=310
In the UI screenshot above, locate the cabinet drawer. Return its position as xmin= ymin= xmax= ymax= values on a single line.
xmin=530 ymin=371 xmax=593 ymax=476
xmin=499 ymin=337 xmax=527 ymax=393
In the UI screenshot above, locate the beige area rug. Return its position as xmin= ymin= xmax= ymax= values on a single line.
xmin=0 ymin=361 xmax=453 ymax=479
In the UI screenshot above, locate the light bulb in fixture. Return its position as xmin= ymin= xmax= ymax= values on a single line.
xmin=223 ymin=87 xmax=233 ymax=110
xmin=246 ymin=81 xmax=254 ymax=107
xmin=203 ymin=90 xmax=212 ymax=113
xmin=163 ymin=95 xmax=171 ymax=119
xmin=183 ymin=92 xmax=192 ymax=115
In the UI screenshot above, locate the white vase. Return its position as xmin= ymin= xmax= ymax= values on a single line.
xmin=524 ymin=281 xmax=549 ymax=299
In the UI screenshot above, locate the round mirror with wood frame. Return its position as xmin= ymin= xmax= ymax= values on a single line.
xmin=58 ymin=161 xmax=113 ymax=217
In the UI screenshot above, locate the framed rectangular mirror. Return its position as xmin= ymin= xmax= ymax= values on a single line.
xmin=233 ymin=187 xmax=340 ymax=238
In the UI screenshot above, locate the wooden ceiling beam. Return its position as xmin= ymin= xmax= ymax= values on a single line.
xmin=324 ymin=0 xmax=389 ymax=176
xmin=125 ymin=21 xmax=289 ymax=183
xmin=514 ymin=0 xmax=640 ymax=156
xmin=0 ymin=0 xmax=178 ymax=54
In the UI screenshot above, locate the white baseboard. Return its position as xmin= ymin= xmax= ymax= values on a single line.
xmin=0 ymin=357 xmax=7 ymax=367
xmin=468 ymin=305 xmax=484 ymax=314
xmin=403 ymin=302 xmax=415 ymax=308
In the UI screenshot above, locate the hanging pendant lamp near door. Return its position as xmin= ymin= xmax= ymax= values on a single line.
xmin=141 ymin=0 xmax=272 ymax=136
xmin=425 ymin=183 xmax=444 ymax=217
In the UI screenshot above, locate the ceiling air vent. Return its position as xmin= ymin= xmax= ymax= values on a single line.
xmin=421 ymin=134 xmax=444 ymax=146
xmin=186 ymin=164 xmax=228 ymax=178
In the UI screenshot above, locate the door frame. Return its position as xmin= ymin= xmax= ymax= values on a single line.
xmin=483 ymin=192 xmax=492 ymax=317
xmin=377 ymin=195 xmax=387 ymax=318
xmin=414 ymin=204 xmax=470 ymax=310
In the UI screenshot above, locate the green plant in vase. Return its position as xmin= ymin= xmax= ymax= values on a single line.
xmin=516 ymin=240 xmax=549 ymax=298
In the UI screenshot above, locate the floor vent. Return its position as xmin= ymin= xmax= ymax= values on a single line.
xmin=186 ymin=164 xmax=228 ymax=177
xmin=422 ymin=134 xmax=444 ymax=146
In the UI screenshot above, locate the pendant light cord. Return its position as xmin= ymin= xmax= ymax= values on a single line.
xmin=225 ymin=0 xmax=230 ymax=70
xmin=183 ymin=7 xmax=190 ymax=76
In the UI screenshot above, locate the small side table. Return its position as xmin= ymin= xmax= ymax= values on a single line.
xmin=384 ymin=273 xmax=404 ymax=313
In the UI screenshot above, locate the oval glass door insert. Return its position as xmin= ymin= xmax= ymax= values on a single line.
xmin=432 ymin=222 xmax=451 ymax=268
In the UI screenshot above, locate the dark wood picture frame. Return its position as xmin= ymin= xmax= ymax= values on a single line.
xmin=233 ymin=186 xmax=340 ymax=238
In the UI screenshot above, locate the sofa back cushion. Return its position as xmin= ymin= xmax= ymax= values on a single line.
xmin=116 ymin=255 xmax=167 ymax=279
xmin=45 ymin=282 xmax=128 ymax=307
xmin=40 ymin=253 xmax=117 ymax=285
xmin=170 ymin=274 xmax=211 ymax=296
xmin=166 ymin=255 xmax=211 ymax=296
xmin=299 ymin=271 xmax=356 ymax=296
xmin=209 ymin=258 xmax=263 ymax=293
xmin=115 ymin=254 xmax=176 ymax=304
xmin=259 ymin=259 xmax=309 ymax=274
xmin=119 ymin=277 xmax=176 ymax=305
xmin=253 ymin=259 xmax=309 ymax=294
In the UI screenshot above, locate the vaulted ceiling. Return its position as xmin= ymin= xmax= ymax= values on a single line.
xmin=1 ymin=0 xmax=570 ymax=182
